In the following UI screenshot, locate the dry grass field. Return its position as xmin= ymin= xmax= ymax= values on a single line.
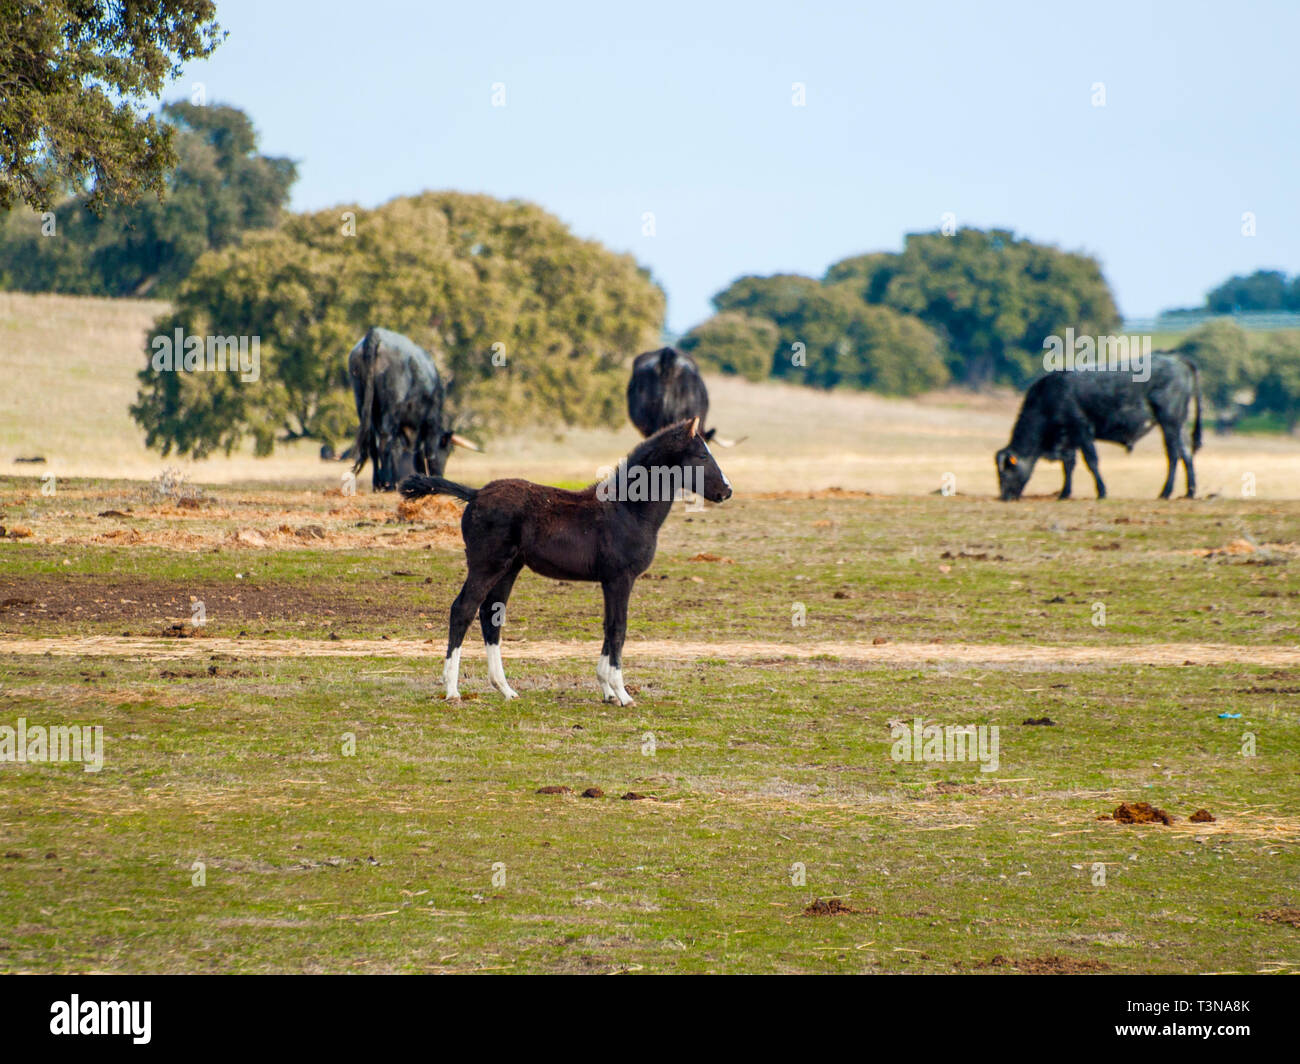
xmin=3 ymin=290 xmax=1298 ymax=497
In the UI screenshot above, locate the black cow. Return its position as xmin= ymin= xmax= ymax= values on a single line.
xmin=627 ymin=347 xmax=738 ymax=445
xmin=348 ymin=327 xmax=477 ymax=492
xmin=996 ymin=354 xmax=1203 ymax=500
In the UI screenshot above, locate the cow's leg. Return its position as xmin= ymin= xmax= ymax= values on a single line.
xmin=374 ymin=437 xmax=393 ymax=492
xmin=598 ymin=575 xmax=636 ymax=706
xmin=1080 ymin=437 xmax=1106 ymax=499
xmin=1158 ymin=423 xmax=1180 ymax=499
xmin=368 ymin=433 xmax=383 ymax=492
xmin=478 ymin=560 xmax=523 ymax=700
xmin=1059 ymin=451 xmax=1076 ymax=500
xmin=1179 ymin=425 xmax=1196 ymax=498
xmin=444 ymin=562 xmax=511 ymax=699
xmin=372 ymin=429 xmax=390 ymax=491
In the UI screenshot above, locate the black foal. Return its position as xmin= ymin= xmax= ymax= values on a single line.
xmin=399 ymin=417 xmax=732 ymax=705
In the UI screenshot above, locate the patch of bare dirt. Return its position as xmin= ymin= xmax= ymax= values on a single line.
xmin=1187 ymin=539 xmax=1299 ymax=559
xmin=2 ymin=634 xmax=1299 ymax=668
xmin=929 ymin=782 xmax=1015 ymax=796
xmin=1258 ymin=908 xmax=1300 ymax=928
xmin=3 ymin=491 xmax=465 ymax=551
xmin=976 ymin=955 xmax=1109 ymax=974
xmin=395 ymin=495 xmax=464 ymax=526
xmin=0 ymin=576 xmax=440 ymax=629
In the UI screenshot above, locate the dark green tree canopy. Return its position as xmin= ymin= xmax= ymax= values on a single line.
xmin=0 ymin=0 xmax=223 ymax=213
xmin=679 ymin=312 xmax=777 ymax=382
xmin=1176 ymin=320 xmax=1263 ymax=411
xmin=0 ymin=101 xmax=296 ymax=298
xmin=872 ymin=228 xmax=1121 ymax=387
xmin=1204 ymin=270 xmax=1300 ymax=313
xmin=701 ymin=272 xmax=948 ymax=395
xmin=694 ymin=228 xmax=1116 ymax=394
xmin=132 ymin=191 xmax=665 ymax=458
xmin=822 ymin=251 xmax=899 ymax=304
xmin=1252 ymin=331 xmax=1300 ymax=432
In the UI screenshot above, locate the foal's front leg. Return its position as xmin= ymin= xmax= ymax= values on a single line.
xmin=598 ymin=575 xmax=636 ymax=706
xmin=444 ymin=563 xmax=510 ymax=699
xmin=478 ymin=562 xmax=523 ymax=700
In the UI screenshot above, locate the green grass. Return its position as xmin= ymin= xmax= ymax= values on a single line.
xmin=1 ymin=484 xmax=1297 ymax=972
xmin=0 ymin=655 xmax=1296 ymax=973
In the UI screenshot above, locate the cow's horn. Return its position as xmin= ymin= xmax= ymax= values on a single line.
xmin=450 ymin=433 xmax=481 ymax=452
xmin=711 ymin=434 xmax=746 ymax=448
xmin=689 ymin=417 xmax=699 ymax=437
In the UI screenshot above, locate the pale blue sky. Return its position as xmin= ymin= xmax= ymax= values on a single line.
xmin=163 ymin=0 xmax=1299 ymax=332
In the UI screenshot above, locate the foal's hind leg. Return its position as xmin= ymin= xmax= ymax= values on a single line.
xmin=444 ymin=563 xmax=512 ymax=699
xmin=478 ymin=560 xmax=523 ymax=700
xmin=598 ymin=575 xmax=636 ymax=707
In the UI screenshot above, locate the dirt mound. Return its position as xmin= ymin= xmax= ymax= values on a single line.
xmin=1105 ymin=802 xmax=1174 ymax=825
xmin=535 ymin=785 xmax=572 ymax=795
xmin=1189 ymin=540 xmax=1300 ymax=559
xmin=2 ymin=483 xmax=466 ymax=552
xmin=395 ymin=495 xmax=464 ymax=525
xmin=978 ymin=955 xmax=1109 ymax=974
xmin=801 ymin=898 xmax=867 ymax=917
xmin=1189 ymin=809 xmax=1216 ymax=823
xmin=1258 ymin=907 xmax=1300 ymax=928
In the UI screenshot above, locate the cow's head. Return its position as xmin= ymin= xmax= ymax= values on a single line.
xmin=995 ymin=447 xmax=1034 ymax=501
xmin=425 ymin=429 xmax=481 ymax=476
xmin=389 ymin=430 xmax=481 ymax=480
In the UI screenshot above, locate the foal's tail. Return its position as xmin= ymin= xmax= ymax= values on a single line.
xmin=398 ymin=474 xmax=478 ymax=503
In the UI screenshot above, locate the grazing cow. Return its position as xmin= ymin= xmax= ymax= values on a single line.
xmin=995 ymin=354 xmax=1203 ymax=501
xmin=627 ymin=347 xmax=739 ymax=445
xmin=399 ymin=418 xmax=732 ymax=706
xmin=347 ymin=327 xmax=477 ymax=491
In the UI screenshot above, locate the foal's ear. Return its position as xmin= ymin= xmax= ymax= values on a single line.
xmin=689 ymin=417 xmax=699 ymax=438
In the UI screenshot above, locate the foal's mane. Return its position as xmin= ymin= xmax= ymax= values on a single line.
xmin=623 ymin=420 xmax=694 ymax=470
xmin=582 ymin=420 xmax=695 ymax=496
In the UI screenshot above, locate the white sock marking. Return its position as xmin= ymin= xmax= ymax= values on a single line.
xmin=486 ymin=643 xmax=518 ymax=700
xmin=597 ymin=654 xmax=617 ymax=701
xmin=610 ymin=667 xmax=635 ymax=707
xmin=443 ymin=647 xmax=461 ymax=700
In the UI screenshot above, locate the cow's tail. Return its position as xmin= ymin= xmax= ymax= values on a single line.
xmin=1186 ymin=357 xmax=1203 ymax=452
xmin=351 ymin=329 xmax=381 ymax=475
xmin=398 ymin=474 xmax=478 ymax=503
